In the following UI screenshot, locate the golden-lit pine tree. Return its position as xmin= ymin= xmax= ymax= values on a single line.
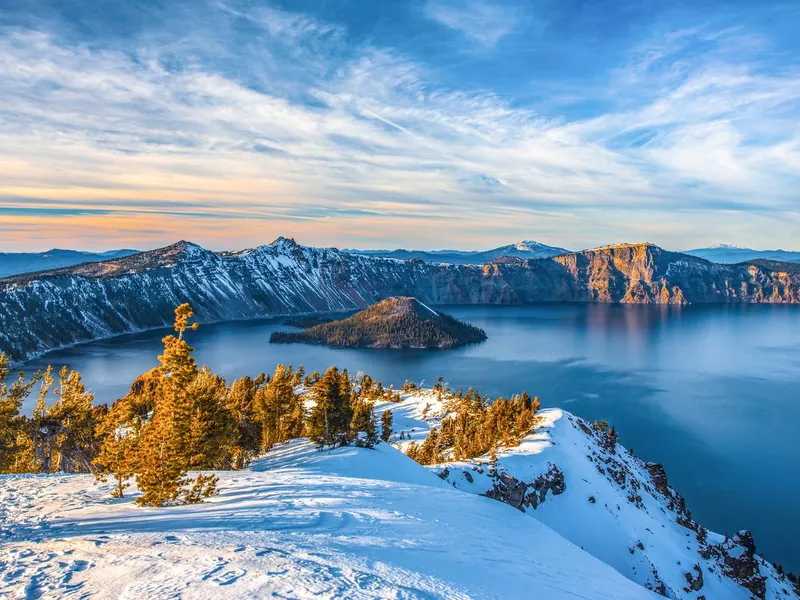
xmin=0 ymin=352 xmax=38 ymax=473
xmin=46 ymin=367 xmax=97 ymax=473
xmin=226 ymin=374 xmax=266 ymax=470
xmin=185 ymin=367 xmax=237 ymax=469
xmin=94 ymin=400 xmax=138 ymax=498
xmin=256 ymin=364 xmax=299 ymax=451
xmin=135 ymin=304 xmax=204 ymax=507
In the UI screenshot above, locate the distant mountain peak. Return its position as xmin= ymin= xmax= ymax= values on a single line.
xmin=708 ymin=243 xmax=746 ymax=250
xmin=270 ymin=236 xmax=300 ymax=249
xmin=512 ymin=240 xmax=551 ymax=251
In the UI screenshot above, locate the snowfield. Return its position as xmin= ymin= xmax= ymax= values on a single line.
xmin=2 ymin=390 xmax=796 ymax=599
xmin=1 ymin=438 xmax=654 ymax=599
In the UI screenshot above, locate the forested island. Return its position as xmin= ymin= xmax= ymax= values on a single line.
xmin=270 ymin=296 xmax=487 ymax=349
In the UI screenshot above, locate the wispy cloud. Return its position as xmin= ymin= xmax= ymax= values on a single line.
xmin=0 ymin=1 xmax=798 ymax=251
xmin=422 ymin=0 xmax=521 ymax=47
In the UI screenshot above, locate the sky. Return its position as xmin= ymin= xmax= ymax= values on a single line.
xmin=0 ymin=0 xmax=799 ymax=253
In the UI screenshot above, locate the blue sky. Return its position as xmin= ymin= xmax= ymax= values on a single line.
xmin=0 ymin=0 xmax=798 ymax=251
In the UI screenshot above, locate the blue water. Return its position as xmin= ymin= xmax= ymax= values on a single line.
xmin=22 ymin=304 xmax=800 ymax=571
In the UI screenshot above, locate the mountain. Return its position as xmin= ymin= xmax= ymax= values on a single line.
xmin=270 ymin=297 xmax=487 ymax=348
xmin=0 ymin=437 xmax=655 ymax=599
xmin=0 ymin=248 xmax=139 ymax=278
xmin=2 ymin=239 xmax=800 ymax=361
xmin=347 ymin=239 xmax=569 ymax=264
xmin=684 ymin=244 xmax=800 ymax=264
xmin=374 ymin=390 xmax=799 ymax=600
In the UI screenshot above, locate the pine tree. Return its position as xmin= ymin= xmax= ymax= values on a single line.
xmin=135 ymin=304 xmax=208 ymax=507
xmin=94 ymin=400 xmax=138 ymax=497
xmin=380 ymin=409 xmax=393 ymax=443
xmin=305 ymin=367 xmax=353 ymax=448
xmin=0 ymin=352 xmax=38 ymax=473
xmin=350 ymin=395 xmax=378 ymax=448
xmin=185 ymin=368 xmax=236 ymax=469
xmin=226 ymin=375 xmax=266 ymax=470
xmin=46 ymin=367 xmax=98 ymax=473
xmin=256 ymin=364 xmax=300 ymax=451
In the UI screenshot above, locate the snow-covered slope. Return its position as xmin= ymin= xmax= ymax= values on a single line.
xmin=376 ymin=392 xmax=799 ymax=600
xmin=0 ymin=439 xmax=654 ymax=599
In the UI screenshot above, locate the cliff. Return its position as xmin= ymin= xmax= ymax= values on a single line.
xmin=2 ymin=239 xmax=799 ymax=360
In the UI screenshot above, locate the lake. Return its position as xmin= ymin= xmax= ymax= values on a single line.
xmin=22 ymin=303 xmax=800 ymax=571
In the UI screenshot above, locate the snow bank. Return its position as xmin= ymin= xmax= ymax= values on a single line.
xmin=0 ymin=438 xmax=653 ymax=599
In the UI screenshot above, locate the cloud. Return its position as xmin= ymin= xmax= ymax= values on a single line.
xmin=422 ymin=0 xmax=521 ymax=47
xmin=0 ymin=1 xmax=798 ymax=252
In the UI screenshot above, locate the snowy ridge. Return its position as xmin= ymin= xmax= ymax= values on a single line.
xmin=375 ymin=392 xmax=799 ymax=600
xmin=0 ymin=439 xmax=653 ymax=599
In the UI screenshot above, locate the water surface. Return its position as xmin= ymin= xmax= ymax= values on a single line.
xmin=23 ymin=304 xmax=800 ymax=571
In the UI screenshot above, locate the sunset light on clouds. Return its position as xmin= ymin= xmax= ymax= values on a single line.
xmin=1 ymin=0 xmax=799 ymax=252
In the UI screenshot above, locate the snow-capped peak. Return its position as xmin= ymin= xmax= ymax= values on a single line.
xmin=708 ymin=243 xmax=747 ymax=250
xmin=513 ymin=240 xmax=549 ymax=251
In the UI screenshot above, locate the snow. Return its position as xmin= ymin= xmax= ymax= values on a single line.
xmin=412 ymin=299 xmax=440 ymax=317
xmin=0 ymin=438 xmax=656 ymax=599
xmin=375 ymin=392 xmax=798 ymax=600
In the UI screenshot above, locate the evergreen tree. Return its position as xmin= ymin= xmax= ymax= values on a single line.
xmin=47 ymin=367 xmax=98 ymax=473
xmin=255 ymin=365 xmax=304 ymax=452
xmin=0 ymin=352 xmax=38 ymax=473
xmin=94 ymin=400 xmax=138 ymax=497
xmin=305 ymin=367 xmax=353 ymax=448
xmin=380 ymin=409 xmax=393 ymax=443
xmin=185 ymin=368 xmax=237 ymax=469
xmin=350 ymin=395 xmax=378 ymax=448
xmin=226 ymin=375 xmax=266 ymax=470
xmin=135 ymin=304 xmax=212 ymax=507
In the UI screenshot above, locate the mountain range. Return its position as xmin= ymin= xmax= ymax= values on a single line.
xmin=2 ymin=237 xmax=800 ymax=360
xmin=683 ymin=244 xmax=800 ymax=264
xmin=346 ymin=240 xmax=569 ymax=263
xmin=0 ymin=248 xmax=139 ymax=278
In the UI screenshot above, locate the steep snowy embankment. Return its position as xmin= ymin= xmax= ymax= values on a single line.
xmin=0 ymin=439 xmax=654 ymax=599
xmin=375 ymin=392 xmax=799 ymax=600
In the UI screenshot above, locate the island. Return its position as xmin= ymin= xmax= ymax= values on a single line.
xmin=269 ymin=296 xmax=487 ymax=349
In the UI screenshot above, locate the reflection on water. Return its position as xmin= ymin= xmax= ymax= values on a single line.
xmin=22 ymin=303 xmax=800 ymax=570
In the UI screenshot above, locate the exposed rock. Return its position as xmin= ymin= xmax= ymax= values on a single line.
xmin=684 ymin=564 xmax=704 ymax=592
xmin=484 ymin=464 xmax=565 ymax=512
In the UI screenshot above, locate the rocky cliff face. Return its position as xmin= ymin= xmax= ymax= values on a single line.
xmin=2 ymin=239 xmax=799 ymax=360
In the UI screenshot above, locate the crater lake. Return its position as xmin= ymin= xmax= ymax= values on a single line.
xmin=22 ymin=303 xmax=800 ymax=571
